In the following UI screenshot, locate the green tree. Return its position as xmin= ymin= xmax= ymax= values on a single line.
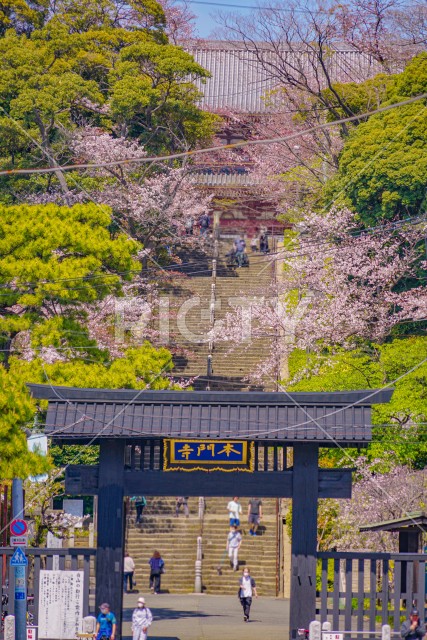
xmin=0 ymin=202 xmax=140 ymax=363
xmin=286 ymin=337 xmax=427 ymax=469
xmin=0 ymin=365 xmax=50 ymax=478
xmin=0 ymin=3 xmax=216 ymax=202
xmin=0 ymin=0 xmax=48 ymax=36
xmin=327 ymin=53 xmax=427 ymax=225
xmin=0 ymin=201 xmax=179 ymax=477
xmin=12 ymin=342 xmax=174 ymax=390
xmin=13 ymin=341 xmax=175 ymax=468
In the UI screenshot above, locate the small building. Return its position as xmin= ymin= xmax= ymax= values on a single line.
xmin=360 ymin=512 xmax=427 ymax=553
xmin=360 ymin=512 xmax=427 ymax=597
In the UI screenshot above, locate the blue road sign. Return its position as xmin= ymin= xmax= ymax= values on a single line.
xmin=10 ymin=519 xmax=28 ymax=536
xmin=10 ymin=547 xmax=28 ymax=567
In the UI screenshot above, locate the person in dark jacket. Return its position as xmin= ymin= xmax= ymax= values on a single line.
xmin=131 ymin=496 xmax=146 ymax=524
xmin=401 ymin=609 xmax=426 ymax=640
xmin=259 ymin=232 xmax=269 ymax=254
xmin=198 ymin=213 xmax=210 ymax=237
xmin=148 ymin=550 xmax=164 ymax=595
xmin=175 ymin=496 xmax=189 ymax=517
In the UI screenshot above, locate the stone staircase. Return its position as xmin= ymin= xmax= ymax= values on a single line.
xmin=126 ymin=497 xmax=201 ymax=594
xmin=127 ymin=236 xmax=280 ymax=597
xmin=201 ymin=497 xmax=278 ymax=596
xmin=171 ymin=238 xmax=276 ymax=391
xmin=126 ymin=496 xmax=279 ymax=596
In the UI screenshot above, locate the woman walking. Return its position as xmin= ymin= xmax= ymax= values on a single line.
xmin=238 ymin=567 xmax=258 ymax=622
xmin=148 ymin=550 xmax=164 ymax=595
xmin=132 ymin=597 xmax=153 ymax=640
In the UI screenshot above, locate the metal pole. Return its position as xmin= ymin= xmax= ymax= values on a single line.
xmin=12 ymin=479 xmax=26 ymax=640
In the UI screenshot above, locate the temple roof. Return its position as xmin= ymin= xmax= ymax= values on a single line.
xmin=359 ymin=512 xmax=427 ymax=533
xmin=186 ymin=40 xmax=383 ymax=113
xmin=29 ymin=385 xmax=393 ymax=443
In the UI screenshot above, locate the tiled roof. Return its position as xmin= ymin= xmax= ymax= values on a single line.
xmin=191 ymin=172 xmax=260 ymax=187
xmin=29 ymin=385 xmax=393 ymax=443
xmin=186 ymin=40 xmax=382 ymax=113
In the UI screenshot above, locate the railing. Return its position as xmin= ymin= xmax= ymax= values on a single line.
xmin=307 ymin=619 xmax=398 ymax=640
xmin=317 ymin=552 xmax=427 ymax=633
xmin=0 ymin=547 xmax=96 ymax=637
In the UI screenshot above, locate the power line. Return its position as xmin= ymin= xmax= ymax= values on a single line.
xmin=180 ymin=0 xmax=420 ymax=13
xmin=179 ymin=0 xmax=316 ymax=11
xmin=0 ymin=94 xmax=426 ymax=177
xmin=27 ymin=354 xmax=427 ymax=440
xmin=0 ymin=212 xmax=425 ymax=293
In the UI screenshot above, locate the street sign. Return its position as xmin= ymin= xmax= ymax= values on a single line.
xmin=15 ymin=564 xmax=26 ymax=603
xmin=27 ymin=628 xmax=37 ymax=640
xmin=10 ymin=519 xmax=28 ymax=536
xmin=10 ymin=547 xmax=28 ymax=566
xmin=11 ymin=536 xmax=28 ymax=546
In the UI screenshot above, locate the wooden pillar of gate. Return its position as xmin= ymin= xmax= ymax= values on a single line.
xmin=96 ymin=440 xmax=125 ymax=638
xmin=289 ymin=444 xmax=319 ymax=640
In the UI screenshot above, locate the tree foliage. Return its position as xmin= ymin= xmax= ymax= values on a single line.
xmin=214 ymin=207 xmax=427 ymax=381
xmin=0 ymin=202 xmax=139 ymax=363
xmin=0 ymin=201 xmax=178 ymax=478
xmin=287 ymin=337 xmax=427 ymax=469
xmin=0 ymin=0 xmax=216 ymax=202
xmin=333 ymin=460 xmax=427 ymax=552
xmin=0 ymin=365 xmax=50 ymax=478
xmin=328 ymin=54 xmax=427 ymax=224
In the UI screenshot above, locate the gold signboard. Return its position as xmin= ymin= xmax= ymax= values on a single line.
xmin=163 ymin=439 xmax=255 ymax=472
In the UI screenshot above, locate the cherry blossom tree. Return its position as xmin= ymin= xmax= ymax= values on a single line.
xmin=333 ymin=459 xmax=427 ymax=552
xmin=213 ymin=207 xmax=427 ymax=380
xmin=159 ymin=0 xmax=198 ymax=43
xmin=71 ymin=127 xmax=213 ymax=256
xmin=333 ymin=0 xmax=427 ymax=71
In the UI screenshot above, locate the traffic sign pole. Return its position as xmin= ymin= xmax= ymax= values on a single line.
xmin=12 ymin=479 xmax=26 ymax=640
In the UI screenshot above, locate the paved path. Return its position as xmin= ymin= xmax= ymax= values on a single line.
xmin=123 ymin=594 xmax=289 ymax=640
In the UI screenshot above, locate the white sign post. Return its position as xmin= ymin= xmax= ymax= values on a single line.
xmin=46 ymin=532 xmax=62 ymax=570
xmin=38 ymin=571 xmax=84 ymax=640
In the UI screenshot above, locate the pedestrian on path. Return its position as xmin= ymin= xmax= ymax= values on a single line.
xmin=238 ymin=567 xmax=258 ymax=622
xmin=185 ymin=216 xmax=194 ymax=235
xmin=124 ymin=552 xmax=136 ymax=593
xmin=247 ymin=498 xmax=263 ymax=536
xmin=132 ymin=597 xmax=153 ymax=640
xmin=175 ymin=496 xmax=189 ymax=518
xmin=259 ymin=231 xmax=269 ymax=254
xmin=148 ymin=550 xmax=165 ymax=594
xmin=227 ymin=496 xmax=242 ymax=527
xmin=94 ymin=603 xmax=116 ymax=640
xmin=401 ymin=609 xmax=426 ymax=640
xmin=227 ymin=525 xmax=242 ymax=571
xmin=250 ymin=233 xmax=258 ymax=252
xmin=199 ymin=213 xmax=210 ymax=237
xmin=131 ymin=496 xmax=147 ymax=524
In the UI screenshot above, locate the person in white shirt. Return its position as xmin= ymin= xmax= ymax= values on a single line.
xmin=238 ymin=567 xmax=258 ymax=622
xmin=123 ymin=553 xmax=136 ymax=593
xmin=132 ymin=597 xmax=153 ymax=640
xmin=227 ymin=496 xmax=242 ymax=527
xmin=226 ymin=526 xmax=242 ymax=571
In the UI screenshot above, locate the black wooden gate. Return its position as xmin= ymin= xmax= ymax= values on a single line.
xmin=29 ymin=384 xmax=393 ymax=640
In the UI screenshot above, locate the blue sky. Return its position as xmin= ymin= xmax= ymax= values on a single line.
xmin=183 ymin=0 xmax=256 ymax=38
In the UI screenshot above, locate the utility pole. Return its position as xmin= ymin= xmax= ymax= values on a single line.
xmin=12 ymin=479 xmax=27 ymax=640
